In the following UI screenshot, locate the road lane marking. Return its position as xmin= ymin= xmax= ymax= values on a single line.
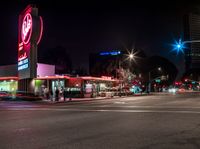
xmin=114 ymin=101 xmax=126 ymax=104
xmin=3 ymin=104 xmax=200 ymax=109
xmin=54 ymin=105 xmax=200 ymax=109
xmin=3 ymin=108 xmax=200 ymax=114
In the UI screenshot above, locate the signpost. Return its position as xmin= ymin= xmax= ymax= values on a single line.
xmin=18 ymin=5 xmax=43 ymax=93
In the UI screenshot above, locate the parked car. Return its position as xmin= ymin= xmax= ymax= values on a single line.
xmin=1 ymin=91 xmax=42 ymax=101
xmin=0 ymin=91 xmax=10 ymax=97
xmin=168 ymin=87 xmax=178 ymax=93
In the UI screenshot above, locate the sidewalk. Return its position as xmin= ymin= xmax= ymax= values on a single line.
xmin=42 ymin=93 xmax=149 ymax=103
xmin=42 ymin=96 xmax=115 ymax=103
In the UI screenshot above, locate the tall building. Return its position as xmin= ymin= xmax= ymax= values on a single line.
xmin=183 ymin=13 xmax=200 ymax=80
xmin=89 ymin=49 xmax=146 ymax=79
xmin=89 ymin=51 xmax=122 ymax=78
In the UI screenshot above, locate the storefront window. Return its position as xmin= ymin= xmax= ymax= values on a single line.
xmin=85 ymin=83 xmax=92 ymax=93
xmin=52 ymin=80 xmax=65 ymax=96
xmin=0 ymin=80 xmax=18 ymax=92
xmin=99 ymin=83 xmax=106 ymax=91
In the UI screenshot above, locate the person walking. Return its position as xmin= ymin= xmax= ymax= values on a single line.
xmin=44 ymin=88 xmax=48 ymax=99
xmin=68 ymin=88 xmax=72 ymax=101
xmin=49 ymin=89 xmax=53 ymax=101
xmin=46 ymin=88 xmax=49 ymax=100
xmin=63 ymin=88 xmax=67 ymax=102
xmin=55 ymin=88 xmax=59 ymax=101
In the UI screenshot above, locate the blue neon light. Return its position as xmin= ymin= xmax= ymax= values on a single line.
xmin=18 ymin=63 xmax=28 ymax=71
xmin=100 ymin=51 xmax=121 ymax=56
xmin=171 ymin=38 xmax=185 ymax=54
xmin=18 ymin=58 xmax=29 ymax=71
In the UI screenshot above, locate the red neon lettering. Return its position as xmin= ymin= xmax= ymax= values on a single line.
xmin=18 ymin=46 xmax=23 ymax=51
xmin=21 ymin=13 xmax=32 ymax=44
xmin=18 ymin=42 xmax=23 ymax=47
xmin=18 ymin=52 xmax=27 ymax=61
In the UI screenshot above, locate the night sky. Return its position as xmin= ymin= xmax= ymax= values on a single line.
xmin=0 ymin=0 xmax=199 ymax=75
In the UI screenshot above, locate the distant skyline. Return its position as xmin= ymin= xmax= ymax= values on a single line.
xmin=0 ymin=0 xmax=200 ymax=76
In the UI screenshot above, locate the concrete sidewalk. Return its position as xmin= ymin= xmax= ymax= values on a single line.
xmin=42 ymin=96 xmax=116 ymax=103
xmin=42 ymin=93 xmax=149 ymax=103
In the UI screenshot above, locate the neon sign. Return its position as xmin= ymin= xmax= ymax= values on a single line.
xmin=18 ymin=5 xmax=43 ymax=80
xmin=100 ymin=51 xmax=121 ymax=56
xmin=18 ymin=51 xmax=27 ymax=61
xmin=18 ymin=58 xmax=29 ymax=71
xmin=37 ymin=16 xmax=43 ymax=45
xmin=18 ymin=12 xmax=32 ymax=71
xmin=21 ymin=13 xmax=32 ymax=45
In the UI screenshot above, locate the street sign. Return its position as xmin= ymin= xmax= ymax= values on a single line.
xmin=161 ymin=76 xmax=167 ymax=80
xmin=155 ymin=79 xmax=161 ymax=83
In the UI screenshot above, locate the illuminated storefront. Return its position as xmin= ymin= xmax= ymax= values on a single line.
xmin=34 ymin=76 xmax=119 ymax=98
xmin=0 ymin=5 xmax=120 ymax=98
xmin=80 ymin=76 xmax=119 ymax=98
xmin=34 ymin=75 xmax=69 ymax=97
xmin=0 ymin=77 xmax=18 ymax=93
xmin=0 ymin=65 xmax=119 ymax=98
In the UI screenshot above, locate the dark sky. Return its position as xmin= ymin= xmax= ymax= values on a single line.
xmin=0 ymin=0 xmax=200 ymax=75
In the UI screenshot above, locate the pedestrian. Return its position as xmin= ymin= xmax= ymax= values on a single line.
xmin=44 ymin=88 xmax=49 ymax=100
xmin=46 ymin=88 xmax=49 ymax=100
xmin=63 ymin=88 xmax=67 ymax=101
xmin=50 ymin=89 xmax=53 ymax=101
xmin=55 ymin=88 xmax=59 ymax=101
xmin=68 ymin=88 xmax=72 ymax=101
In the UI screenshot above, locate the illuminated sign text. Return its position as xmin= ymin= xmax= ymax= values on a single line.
xmin=100 ymin=51 xmax=121 ymax=56
xmin=18 ymin=58 xmax=29 ymax=71
xmin=21 ymin=13 xmax=32 ymax=45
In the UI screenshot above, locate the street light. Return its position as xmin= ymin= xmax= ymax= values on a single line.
xmin=116 ymin=51 xmax=136 ymax=96
xmin=148 ymin=67 xmax=162 ymax=93
xmin=173 ymin=38 xmax=200 ymax=54
xmin=125 ymin=49 xmax=137 ymax=62
xmin=116 ymin=51 xmax=136 ymax=79
xmin=129 ymin=53 xmax=134 ymax=60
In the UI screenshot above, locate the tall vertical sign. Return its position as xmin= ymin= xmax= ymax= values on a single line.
xmin=18 ymin=5 xmax=43 ymax=92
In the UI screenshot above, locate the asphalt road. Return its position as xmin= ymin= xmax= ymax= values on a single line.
xmin=1 ymin=92 xmax=200 ymax=149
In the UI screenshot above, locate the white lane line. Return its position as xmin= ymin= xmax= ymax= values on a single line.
xmin=2 ymin=108 xmax=200 ymax=114
xmin=114 ymin=101 xmax=126 ymax=104
xmin=55 ymin=105 xmax=200 ymax=109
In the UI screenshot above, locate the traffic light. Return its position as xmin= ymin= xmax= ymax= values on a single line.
xmin=172 ymin=38 xmax=185 ymax=54
xmin=176 ymin=43 xmax=182 ymax=50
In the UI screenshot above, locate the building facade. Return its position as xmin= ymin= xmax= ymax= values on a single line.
xmin=89 ymin=51 xmax=123 ymax=78
xmin=183 ymin=13 xmax=200 ymax=80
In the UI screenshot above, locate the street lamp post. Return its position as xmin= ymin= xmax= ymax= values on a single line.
xmin=148 ymin=67 xmax=161 ymax=93
xmin=116 ymin=53 xmax=135 ymax=79
xmin=183 ymin=40 xmax=200 ymax=44
xmin=116 ymin=52 xmax=135 ymax=96
xmin=175 ymin=39 xmax=200 ymax=52
xmin=129 ymin=54 xmax=134 ymax=59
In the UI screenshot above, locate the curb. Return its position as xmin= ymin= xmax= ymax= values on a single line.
xmin=40 ymin=94 xmax=150 ymax=104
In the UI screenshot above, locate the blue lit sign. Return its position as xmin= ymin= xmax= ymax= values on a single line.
xmin=18 ymin=58 xmax=29 ymax=71
xmin=100 ymin=51 xmax=121 ymax=56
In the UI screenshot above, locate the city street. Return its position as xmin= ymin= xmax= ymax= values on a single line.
xmin=1 ymin=92 xmax=200 ymax=149
xmin=1 ymin=2 xmax=200 ymax=149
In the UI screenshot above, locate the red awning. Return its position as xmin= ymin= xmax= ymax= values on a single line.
xmin=0 ymin=77 xmax=18 ymax=81
xmin=36 ymin=75 xmax=70 ymax=80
